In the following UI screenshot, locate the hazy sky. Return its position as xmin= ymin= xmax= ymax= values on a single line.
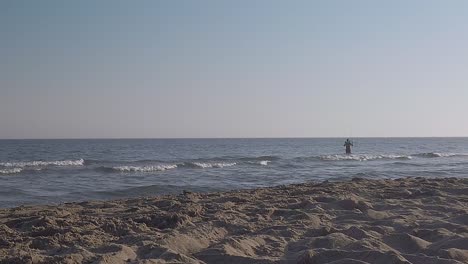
xmin=1 ymin=1 xmax=468 ymax=138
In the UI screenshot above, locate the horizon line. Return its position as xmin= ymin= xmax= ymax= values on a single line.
xmin=1 ymin=136 xmax=467 ymax=140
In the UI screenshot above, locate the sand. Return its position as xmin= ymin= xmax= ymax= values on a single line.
xmin=1 ymin=177 xmax=468 ymax=264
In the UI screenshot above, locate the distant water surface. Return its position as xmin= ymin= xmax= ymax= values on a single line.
xmin=0 ymin=138 xmax=467 ymax=207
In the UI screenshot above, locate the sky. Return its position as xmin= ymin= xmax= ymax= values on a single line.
xmin=1 ymin=0 xmax=468 ymax=139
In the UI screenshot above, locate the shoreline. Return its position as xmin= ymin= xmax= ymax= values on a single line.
xmin=1 ymin=177 xmax=468 ymax=263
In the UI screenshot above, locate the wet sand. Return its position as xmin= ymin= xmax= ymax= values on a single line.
xmin=1 ymin=177 xmax=468 ymax=263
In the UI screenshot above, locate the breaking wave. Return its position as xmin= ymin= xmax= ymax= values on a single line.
xmin=102 ymin=162 xmax=238 ymax=172
xmin=318 ymin=154 xmax=412 ymax=161
xmin=0 ymin=168 xmax=23 ymax=174
xmin=413 ymin=152 xmax=468 ymax=158
xmin=110 ymin=164 xmax=178 ymax=172
xmin=188 ymin=162 xmax=237 ymax=169
xmin=292 ymin=152 xmax=468 ymax=162
xmin=0 ymin=159 xmax=85 ymax=168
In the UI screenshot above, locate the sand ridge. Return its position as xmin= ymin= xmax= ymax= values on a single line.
xmin=1 ymin=177 xmax=468 ymax=263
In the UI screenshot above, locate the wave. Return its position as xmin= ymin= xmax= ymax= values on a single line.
xmin=110 ymin=164 xmax=178 ymax=172
xmin=99 ymin=161 xmax=241 ymax=173
xmin=318 ymin=154 xmax=412 ymax=161
xmin=390 ymin=162 xmax=424 ymax=167
xmin=83 ymin=155 xmax=278 ymax=166
xmin=0 ymin=168 xmax=23 ymax=174
xmin=187 ymin=162 xmax=237 ymax=169
xmin=82 ymin=159 xmax=109 ymax=165
xmin=413 ymin=152 xmax=468 ymax=158
xmin=293 ymin=152 xmax=467 ymax=162
xmin=0 ymin=159 xmax=84 ymax=168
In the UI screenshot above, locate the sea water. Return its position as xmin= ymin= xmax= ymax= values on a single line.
xmin=0 ymin=138 xmax=467 ymax=207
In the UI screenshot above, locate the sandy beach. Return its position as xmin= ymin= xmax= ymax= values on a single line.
xmin=1 ymin=177 xmax=468 ymax=264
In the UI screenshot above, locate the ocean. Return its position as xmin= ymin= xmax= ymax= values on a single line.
xmin=0 ymin=138 xmax=467 ymax=207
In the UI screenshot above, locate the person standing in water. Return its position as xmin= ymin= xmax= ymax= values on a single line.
xmin=344 ymin=139 xmax=353 ymax=154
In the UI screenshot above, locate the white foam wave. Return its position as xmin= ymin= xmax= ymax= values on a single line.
xmin=259 ymin=160 xmax=270 ymax=166
xmin=0 ymin=159 xmax=85 ymax=167
xmin=433 ymin=153 xmax=451 ymax=157
xmin=192 ymin=162 xmax=237 ymax=168
xmin=112 ymin=164 xmax=177 ymax=172
xmin=0 ymin=168 xmax=23 ymax=174
xmin=320 ymin=154 xmax=411 ymax=161
xmin=414 ymin=152 xmax=466 ymax=158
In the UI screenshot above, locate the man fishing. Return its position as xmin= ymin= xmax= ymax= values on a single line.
xmin=344 ymin=138 xmax=353 ymax=154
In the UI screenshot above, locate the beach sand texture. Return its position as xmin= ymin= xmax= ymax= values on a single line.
xmin=1 ymin=177 xmax=468 ymax=263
